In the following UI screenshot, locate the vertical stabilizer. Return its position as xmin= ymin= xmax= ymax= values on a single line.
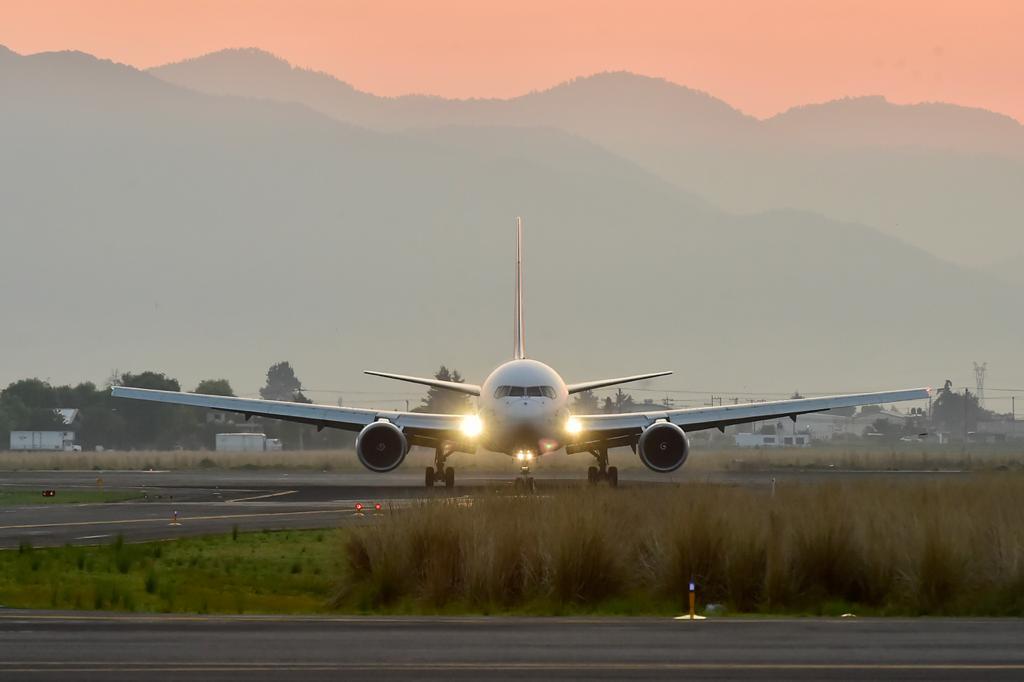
xmin=513 ymin=217 xmax=526 ymax=359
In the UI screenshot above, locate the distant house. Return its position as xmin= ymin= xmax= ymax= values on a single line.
xmin=733 ymin=406 xmax=908 ymax=444
xmin=773 ymin=413 xmax=846 ymax=441
xmin=847 ymin=409 xmax=908 ymax=437
xmin=9 ymin=408 xmax=81 ymax=451
xmin=976 ymin=419 xmax=1024 ymax=442
xmin=735 ymin=432 xmax=811 ymax=448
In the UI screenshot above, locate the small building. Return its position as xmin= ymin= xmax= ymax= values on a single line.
xmin=976 ymin=419 xmax=1024 ymax=442
xmin=847 ymin=409 xmax=908 ymax=437
xmin=9 ymin=409 xmax=80 ymax=451
xmin=735 ymin=432 xmax=811 ymax=448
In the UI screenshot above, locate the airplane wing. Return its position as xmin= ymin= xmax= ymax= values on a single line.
xmin=564 ymin=388 xmax=931 ymax=454
xmin=110 ymin=386 xmax=467 ymax=450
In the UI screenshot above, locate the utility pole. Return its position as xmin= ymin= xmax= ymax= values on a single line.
xmin=973 ymin=361 xmax=987 ymax=408
xmin=962 ymin=388 xmax=968 ymax=451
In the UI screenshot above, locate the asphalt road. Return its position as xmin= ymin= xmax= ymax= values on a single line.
xmin=0 ymin=611 xmax=1020 ymax=680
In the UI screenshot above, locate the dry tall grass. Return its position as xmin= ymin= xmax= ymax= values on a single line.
xmin=336 ymin=477 xmax=1024 ymax=615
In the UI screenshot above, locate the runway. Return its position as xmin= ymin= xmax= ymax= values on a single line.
xmin=0 ymin=468 xmax=967 ymax=548
xmin=0 ymin=611 xmax=1020 ymax=680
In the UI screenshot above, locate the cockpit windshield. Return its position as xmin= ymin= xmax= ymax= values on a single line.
xmin=494 ymin=385 xmax=556 ymax=399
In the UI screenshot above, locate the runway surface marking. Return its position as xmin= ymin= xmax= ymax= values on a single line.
xmin=72 ymin=534 xmax=111 ymax=540
xmin=0 ymin=508 xmax=349 ymax=530
xmin=1 ymin=663 xmax=1023 ymax=672
xmin=0 ymin=612 xmax=1018 ymax=627
xmin=226 ymin=490 xmax=298 ymax=503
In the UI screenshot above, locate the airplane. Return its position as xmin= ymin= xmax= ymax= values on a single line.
xmin=113 ymin=218 xmax=930 ymax=491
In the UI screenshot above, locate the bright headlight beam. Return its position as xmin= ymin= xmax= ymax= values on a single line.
xmin=566 ymin=416 xmax=583 ymax=435
xmin=460 ymin=414 xmax=483 ymax=438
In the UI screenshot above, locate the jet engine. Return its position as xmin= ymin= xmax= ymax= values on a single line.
xmin=356 ymin=421 xmax=409 ymax=472
xmin=637 ymin=422 xmax=690 ymax=472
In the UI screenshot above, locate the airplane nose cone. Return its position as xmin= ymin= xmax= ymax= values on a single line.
xmin=506 ymin=400 xmax=547 ymax=422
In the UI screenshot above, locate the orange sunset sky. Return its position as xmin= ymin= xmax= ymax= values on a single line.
xmin=3 ymin=0 xmax=1023 ymax=121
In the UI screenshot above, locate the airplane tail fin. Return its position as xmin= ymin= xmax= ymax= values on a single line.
xmin=514 ymin=217 xmax=526 ymax=360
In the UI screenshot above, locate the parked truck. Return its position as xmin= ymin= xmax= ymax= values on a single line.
xmin=9 ymin=430 xmax=79 ymax=451
xmin=214 ymin=433 xmax=282 ymax=452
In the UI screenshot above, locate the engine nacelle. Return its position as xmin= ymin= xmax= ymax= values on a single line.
xmin=356 ymin=421 xmax=409 ymax=472
xmin=637 ymin=421 xmax=690 ymax=472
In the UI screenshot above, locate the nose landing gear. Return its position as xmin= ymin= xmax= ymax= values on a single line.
xmin=512 ymin=450 xmax=537 ymax=493
xmin=587 ymin=447 xmax=618 ymax=487
xmin=513 ymin=464 xmax=536 ymax=493
xmin=425 ymin=444 xmax=455 ymax=489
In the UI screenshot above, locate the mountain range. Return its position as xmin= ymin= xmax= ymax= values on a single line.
xmin=151 ymin=48 xmax=1024 ymax=269
xmin=1 ymin=45 xmax=1021 ymax=397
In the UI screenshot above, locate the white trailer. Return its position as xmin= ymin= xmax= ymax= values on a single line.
xmin=10 ymin=430 xmax=77 ymax=451
xmin=215 ymin=432 xmax=271 ymax=452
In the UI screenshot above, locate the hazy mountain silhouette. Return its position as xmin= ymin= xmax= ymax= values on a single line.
xmin=151 ymin=48 xmax=1024 ymax=266
xmin=765 ymin=96 xmax=1024 ymax=153
xmin=980 ymin=253 xmax=1024 ymax=288
xmin=4 ymin=46 xmax=1023 ymax=397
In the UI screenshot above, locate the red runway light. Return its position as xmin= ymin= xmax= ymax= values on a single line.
xmin=355 ymin=503 xmax=364 ymax=511
xmin=374 ymin=503 xmax=382 ymax=511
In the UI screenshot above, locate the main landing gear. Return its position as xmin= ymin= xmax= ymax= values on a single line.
xmin=587 ymin=447 xmax=618 ymax=488
xmin=425 ymin=444 xmax=455 ymax=489
xmin=513 ymin=464 xmax=536 ymax=494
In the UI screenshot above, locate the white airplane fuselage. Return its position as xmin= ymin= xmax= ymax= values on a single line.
xmin=477 ymin=359 xmax=570 ymax=458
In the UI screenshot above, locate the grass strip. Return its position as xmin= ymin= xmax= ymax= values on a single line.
xmin=0 ymin=490 xmax=143 ymax=506
xmin=0 ymin=529 xmax=341 ymax=614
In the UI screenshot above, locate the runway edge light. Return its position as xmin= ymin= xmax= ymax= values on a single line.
xmin=674 ymin=579 xmax=706 ymax=621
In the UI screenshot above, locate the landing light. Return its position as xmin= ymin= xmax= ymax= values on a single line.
xmin=460 ymin=414 xmax=483 ymax=438
xmin=565 ymin=416 xmax=583 ymax=435
xmin=515 ymin=450 xmax=535 ymax=461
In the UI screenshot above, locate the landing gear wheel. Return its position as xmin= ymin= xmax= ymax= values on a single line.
xmin=607 ymin=466 xmax=619 ymax=488
xmin=587 ymin=466 xmax=599 ymax=485
xmin=444 ymin=466 xmax=455 ymax=489
xmin=425 ymin=466 xmax=435 ymax=488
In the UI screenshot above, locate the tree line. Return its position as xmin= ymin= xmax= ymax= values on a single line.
xmin=1 ymin=363 xmax=645 ymax=451
xmin=0 ymin=362 xmax=352 ymax=451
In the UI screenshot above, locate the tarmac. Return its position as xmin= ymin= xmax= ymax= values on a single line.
xmin=0 ymin=467 xmax=968 ymax=548
xmin=0 ymin=611 xmax=1021 ymax=680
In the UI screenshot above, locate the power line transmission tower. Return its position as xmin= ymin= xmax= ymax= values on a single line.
xmin=973 ymin=361 xmax=987 ymax=407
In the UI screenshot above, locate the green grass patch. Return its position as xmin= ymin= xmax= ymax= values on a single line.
xmin=0 ymin=529 xmax=343 ymax=614
xmin=0 ymin=489 xmax=143 ymax=506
